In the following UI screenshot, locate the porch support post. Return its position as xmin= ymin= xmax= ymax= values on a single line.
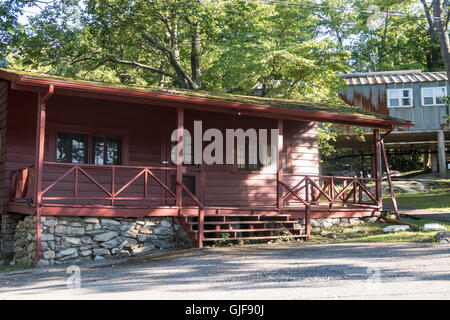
xmin=176 ymin=107 xmax=184 ymax=208
xmin=431 ymin=149 xmax=438 ymax=173
xmin=277 ymin=119 xmax=284 ymax=209
xmin=198 ymin=208 xmax=204 ymax=248
xmin=34 ymin=85 xmax=54 ymax=264
xmin=373 ymin=129 xmax=382 ymax=209
xmin=380 ymin=139 xmax=398 ymax=217
xmin=437 ymin=130 xmax=447 ymax=178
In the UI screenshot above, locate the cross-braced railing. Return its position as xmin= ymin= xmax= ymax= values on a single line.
xmin=279 ymin=174 xmax=380 ymax=209
xmin=40 ymin=162 xmax=180 ymax=205
xmin=10 ymin=165 xmax=35 ymax=201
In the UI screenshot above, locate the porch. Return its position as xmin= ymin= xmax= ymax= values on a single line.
xmin=9 ymin=160 xmax=382 ymax=246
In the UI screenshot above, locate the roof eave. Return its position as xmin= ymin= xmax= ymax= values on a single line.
xmin=3 ymin=70 xmax=412 ymax=129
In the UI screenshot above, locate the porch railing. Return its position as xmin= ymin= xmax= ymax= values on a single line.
xmin=9 ymin=162 xmax=182 ymax=206
xmin=10 ymin=164 xmax=380 ymax=210
xmin=10 ymin=165 xmax=35 ymax=201
xmin=280 ymin=174 xmax=379 ymax=209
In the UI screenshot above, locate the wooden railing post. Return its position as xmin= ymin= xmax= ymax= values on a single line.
xmin=111 ymin=166 xmax=115 ymax=206
xmin=34 ymin=85 xmax=53 ymax=264
xmin=373 ymin=129 xmax=382 ymax=209
xmin=329 ymin=177 xmax=334 ymax=210
xmin=198 ymin=208 xmax=204 ymax=248
xmin=305 ymin=205 xmax=311 ymax=240
xmin=305 ymin=178 xmax=309 ymax=203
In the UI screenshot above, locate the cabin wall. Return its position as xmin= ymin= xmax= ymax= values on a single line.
xmin=0 ymin=80 xmax=9 ymax=213
xmin=0 ymin=80 xmax=21 ymax=253
xmin=341 ymin=81 xmax=450 ymax=131
xmin=5 ymin=90 xmax=319 ymax=208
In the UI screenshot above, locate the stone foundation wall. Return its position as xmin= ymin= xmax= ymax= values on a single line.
xmin=13 ymin=216 xmax=192 ymax=266
xmin=309 ymin=217 xmax=378 ymax=231
xmin=1 ymin=214 xmax=24 ymax=252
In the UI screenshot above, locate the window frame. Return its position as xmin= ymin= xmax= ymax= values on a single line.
xmin=170 ymin=134 xmax=195 ymax=166
xmin=49 ymin=124 xmax=129 ymax=165
xmin=234 ymin=142 xmax=290 ymax=173
xmin=421 ymin=86 xmax=447 ymax=107
xmin=237 ymin=143 xmax=264 ymax=172
xmin=91 ymin=135 xmax=123 ymax=166
xmin=387 ymin=88 xmax=413 ymax=108
xmin=56 ymin=132 xmax=89 ymax=164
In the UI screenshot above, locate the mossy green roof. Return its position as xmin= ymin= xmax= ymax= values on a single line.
xmin=0 ymin=67 xmax=409 ymax=124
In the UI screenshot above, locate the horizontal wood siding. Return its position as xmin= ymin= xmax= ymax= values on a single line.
xmin=6 ymin=91 xmax=319 ymax=208
xmin=0 ymin=80 xmax=8 ymax=214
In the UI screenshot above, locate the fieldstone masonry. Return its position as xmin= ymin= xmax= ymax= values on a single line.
xmin=1 ymin=214 xmax=23 ymax=252
xmin=309 ymin=217 xmax=377 ymax=231
xmin=13 ymin=216 xmax=192 ymax=266
xmin=9 ymin=215 xmax=377 ymax=266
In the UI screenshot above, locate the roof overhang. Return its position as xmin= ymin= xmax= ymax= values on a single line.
xmin=0 ymin=69 xmax=413 ymax=129
xmin=334 ymin=130 xmax=450 ymax=150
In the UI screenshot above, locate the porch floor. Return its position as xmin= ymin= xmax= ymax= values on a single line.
xmin=7 ymin=201 xmax=380 ymax=219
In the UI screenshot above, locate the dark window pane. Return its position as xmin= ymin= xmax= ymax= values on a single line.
xmin=92 ymin=135 xmax=122 ymax=165
xmin=56 ymin=132 xmax=88 ymax=164
xmin=106 ymin=136 xmax=122 ymax=165
xmin=56 ymin=132 xmax=70 ymax=163
xmin=389 ymin=99 xmax=399 ymax=107
xmin=237 ymin=143 xmax=264 ymax=171
xmin=92 ymin=135 xmax=105 ymax=165
xmin=71 ymin=134 xmax=88 ymax=164
xmin=424 ymin=97 xmax=434 ymax=105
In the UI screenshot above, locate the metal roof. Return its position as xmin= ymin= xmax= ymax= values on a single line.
xmin=337 ymin=70 xmax=448 ymax=86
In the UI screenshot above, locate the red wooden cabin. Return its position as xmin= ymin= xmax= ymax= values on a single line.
xmin=0 ymin=69 xmax=412 ymax=257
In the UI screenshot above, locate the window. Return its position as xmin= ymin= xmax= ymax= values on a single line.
xmin=56 ymin=131 xmax=122 ymax=165
xmin=170 ymin=135 xmax=194 ymax=165
xmin=57 ymin=132 xmax=88 ymax=164
xmin=92 ymin=135 xmax=122 ymax=165
xmin=422 ymin=87 xmax=447 ymax=106
xmin=387 ymin=89 xmax=413 ymax=107
xmin=237 ymin=143 xmax=260 ymax=171
xmin=237 ymin=143 xmax=273 ymax=171
xmin=171 ymin=175 xmax=196 ymax=196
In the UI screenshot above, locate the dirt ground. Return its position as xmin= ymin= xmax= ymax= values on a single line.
xmin=0 ymin=242 xmax=449 ymax=300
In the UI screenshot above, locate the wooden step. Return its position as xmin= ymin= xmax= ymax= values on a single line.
xmin=188 ymin=220 xmax=298 ymax=225
xmin=194 ymin=228 xmax=301 ymax=233
xmin=182 ymin=212 xmax=294 ymax=217
xmin=202 ymin=235 xmax=308 ymax=241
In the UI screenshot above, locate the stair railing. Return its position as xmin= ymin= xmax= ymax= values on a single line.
xmin=177 ymin=181 xmax=205 ymax=248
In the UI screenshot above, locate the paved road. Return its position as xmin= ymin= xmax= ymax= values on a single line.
xmin=0 ymin=242 xmax=449 ymax=300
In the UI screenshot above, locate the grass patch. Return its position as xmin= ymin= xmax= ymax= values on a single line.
xmin=310 ymin=217 xmax=450 ymax=243
xmin=384 ymin=190 xmax=450 ymax=213
xmin=412 ymin=170 xmax=450 ymax=182
xmin=0 ymin=264 xmax=30 ymax=273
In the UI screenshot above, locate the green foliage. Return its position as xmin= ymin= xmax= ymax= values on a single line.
xmin=4 ymin=0 xmax=450 ymax=157
xmin=317 ymin=123 xmax=337 ymax=159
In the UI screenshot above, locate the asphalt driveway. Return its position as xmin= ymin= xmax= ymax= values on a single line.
xmin=0 ymin=242 xmax=449 ymax=300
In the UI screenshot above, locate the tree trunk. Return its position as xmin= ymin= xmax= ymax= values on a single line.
xmin=421 ymin=0 xmax=446 ymax=71
xmin=433 ymin=1 xmax=450 ymax=86
xmin=191 ymin=21 xmax=201 ymax=89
